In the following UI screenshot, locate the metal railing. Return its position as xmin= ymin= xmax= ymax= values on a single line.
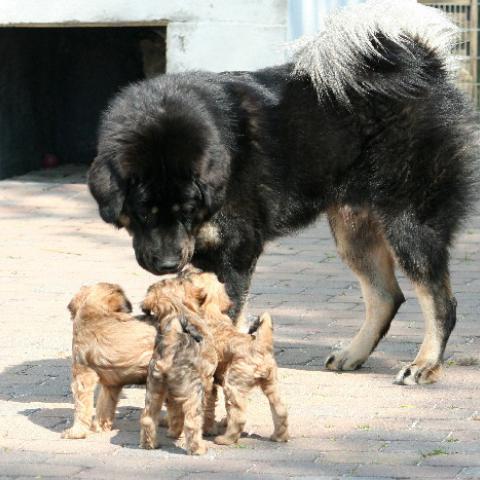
xmin=422 ymin=0 xmax=479 ymax=106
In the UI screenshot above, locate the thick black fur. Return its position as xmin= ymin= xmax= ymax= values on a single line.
xmin=88 ymin=35 xmax=478 ymax=325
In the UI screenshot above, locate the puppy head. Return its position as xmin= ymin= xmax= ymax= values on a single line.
xmin=141 ymin=278 xmax=188 ymax=319
xmin=88 ymin=78 xmax=231 ymax=276
xmin=142 ymin=278 xmax=203 ymax=343
xmin=67 ymin=283 xmax=132 ymax=319
xmin=184 ymin=272 xmax=232 ymax=314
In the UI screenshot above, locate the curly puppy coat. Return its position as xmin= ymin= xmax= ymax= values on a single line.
xmin=155 ymin=273 xmax=289 ymax=446
xmin=62 ymin=283 xmax=156 ymax=439
xmin=140 ymin=280 xmax=218 ymax=455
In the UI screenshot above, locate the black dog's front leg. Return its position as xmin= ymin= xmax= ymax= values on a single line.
xmin=221 ymin=263 xmax=258 ymax=321
xmin=192 ymin=222 xmax=264 ymax=322
xmin=192 ymin=251 xmax=258 ymax=321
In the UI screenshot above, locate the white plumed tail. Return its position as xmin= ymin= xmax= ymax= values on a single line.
xmin=292 ymin=0 xmax=459 ymax=104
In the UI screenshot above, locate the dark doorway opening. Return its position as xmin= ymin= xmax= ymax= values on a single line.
xmin=0 ymin=26 xmax=166 ymax=179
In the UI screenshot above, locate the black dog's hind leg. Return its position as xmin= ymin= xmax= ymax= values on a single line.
xmin=325 ymin=206 xmax=405 ymax=371
xmin=394 ymin=281 xmax=457 ymax=385
xmin=385 ymin=212 xmax=457 ymax=385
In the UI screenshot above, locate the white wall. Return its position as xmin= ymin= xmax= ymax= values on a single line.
xmin=0 ymin=0 xmax=288 ymax=72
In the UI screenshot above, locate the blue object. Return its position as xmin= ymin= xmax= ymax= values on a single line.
xmin=288 ymin=0 xmax=365 ymax=40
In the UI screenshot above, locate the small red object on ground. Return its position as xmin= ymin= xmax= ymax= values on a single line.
xmin=42 ymin=153 xmax=60 ymax=169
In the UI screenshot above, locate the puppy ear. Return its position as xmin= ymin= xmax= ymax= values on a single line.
xmin=141 ymin=289 xmax=156 ymax=316
xmin=183 ymin=282 xmax=207 ymax=311
xmin=67 ymin=286 xmax=89 ymax=319
xmin=106 ymin=289 xmax=132 ymax=313
xmin=87 ymin=154 xmax=126 ymax=224
xmin=67 ymin=297 xmax=79 ymax=319
xmin=194 ymin=273 xmax=232 ymax=313
xmin=218 ymin=287 xmax=233 ymax=314
xmin=141 ymin=286 xmax=177 ymax=318
xmin=179 ymin=313 xmax=203 ymax=343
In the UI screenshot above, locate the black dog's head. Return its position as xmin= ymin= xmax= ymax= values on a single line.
xmin=88 ymin=77 xmax=230 ymax=275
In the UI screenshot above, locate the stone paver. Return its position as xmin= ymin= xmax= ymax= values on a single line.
xmin=0 ymin=164 xmax=479 ymax=479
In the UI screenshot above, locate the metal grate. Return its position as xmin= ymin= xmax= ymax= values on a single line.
xmin=421 ymin=0 xmax=479 ymax=106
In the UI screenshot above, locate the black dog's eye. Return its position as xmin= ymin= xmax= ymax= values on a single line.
xmin=182 ymin=203 xmax=195 ymax=216
xmin=177 ymin=202 xmax=197 ymax=228
xmin=141 ymin=206 xmax=159 ymax=226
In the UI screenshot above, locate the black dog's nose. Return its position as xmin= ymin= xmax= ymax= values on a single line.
xmin=134 ymin=244 xmax=182 ymax=275
xmin=160 ymin=258 xmax=178 ymax=269
xmin=149 ymin=256 xmax=181 ymax=275
xmin=157 ymin=257 xmax=179 ymax=271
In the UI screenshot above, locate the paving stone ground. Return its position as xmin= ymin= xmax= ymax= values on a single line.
xmin=0 ymin=165 xmax=479 ymax=480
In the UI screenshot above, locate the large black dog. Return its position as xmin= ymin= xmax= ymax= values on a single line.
xmin=88 ymin=1 xmax=479 ymax=385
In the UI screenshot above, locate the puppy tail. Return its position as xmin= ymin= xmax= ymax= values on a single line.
xmin=253 ymin=312 xmax=274 ymax=351
xmin=291 ymin=0 xmax=458 ymax=105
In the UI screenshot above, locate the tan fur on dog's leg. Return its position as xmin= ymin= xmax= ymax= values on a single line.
xmin=326 ymin=206 xmax=405 ymax=371
xmin=203 ymin=381 xmax=218 ymax=436
xmin=62 ymin=365 xmax=98 ymax=439
xmin=93 ymin=385 xmax=121 ymax=432
xmin=140 ymin=387 xmax=166 ymax=449
xmin=395 ymin=279 xmax=455 ymax=385
xmin=214 ymin=380 xmax=249 ymax=446
xmin=166 ymin=400 xmax=184 ymax=439
xmin=260 ymin=369 xmax=289 ymax=442
xmin=183 ymin=393 xmax=207 ymax=455
xmin=234 ymin=311 xmax=249 ymax=333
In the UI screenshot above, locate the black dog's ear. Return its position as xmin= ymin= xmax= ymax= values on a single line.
xmin=87 ymin=154 xmax=126 ymax=224
xmin=197 ymin=180 xmax=214 ymax=213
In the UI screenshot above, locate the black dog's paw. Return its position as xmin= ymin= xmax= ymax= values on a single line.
xmin=325 ymin=349 xmax=365 ymax=371
xmin=394 ymin=363 xmax=442 ymax=385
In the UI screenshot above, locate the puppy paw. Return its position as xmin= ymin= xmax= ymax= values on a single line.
xmin=61 ymin=425 xmax=88 ymax=439
xmin=325 ymin=349 xmax=366 ymax=371
xmin=139 ymin=440 xmax=157 ymax=450
xmin=139 ymin=431 xmax=158 ymax=450
xmin=90 ymin=420 xmax=101 ymax=433
xmin=394 ymin=363 xmax=442 ymax=385
xmin=92 ymin=419 xmax=113 ymax=432
xmin=140 ymin=417 xmax=158 ymax=449
xmin=214 ymin=434 xmax=237 ymax=446
xmin=203 ymin=418 xmax=227 ymax=436
xmin=187 ymin=441 xmax=208 ymax=455
xmin=270 ymin=431 xmax=289 ymax=442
